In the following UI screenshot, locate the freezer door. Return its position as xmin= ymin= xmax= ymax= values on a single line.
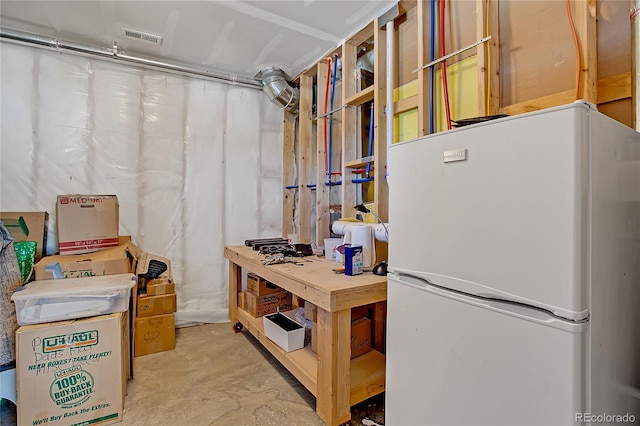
xmin=388 ymin=103 xmax=591 ymax=319
xmin=385 ymin=275 xmax=586 ymax=426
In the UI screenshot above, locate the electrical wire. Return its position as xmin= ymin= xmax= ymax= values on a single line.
xmin=566 ymin=0 xmax=581 ymax=100
xmin=440 ymin=0 xmax=453 ymax=130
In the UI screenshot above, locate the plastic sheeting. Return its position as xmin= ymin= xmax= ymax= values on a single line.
xmin=0 ymin=43 xmax=284 ymax=326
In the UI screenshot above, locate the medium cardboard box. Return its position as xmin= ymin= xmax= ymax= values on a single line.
xmin=0 ymin=212 xmax=49 ymax=261
xmin=351 ymin=317 xmax=372 ymax=359
xmin=16 ymin=312 xmax=129 ymax=426
xmin=34 ymin=242 xmax=140 ymax=281
xmin=243 ymin=290 xmax=292 ymax=317
xmin=145 ymin=278 xmax=175 ymax=296
xmin=56 ymin=195 xmax=119 ymax=255
xmin=136 ymin=293 xmax=177 ymax=317
xmin=134 ymin=314 xmax=175 ymax=357
xmin=246 ymin=272 xmax=282 ymax=296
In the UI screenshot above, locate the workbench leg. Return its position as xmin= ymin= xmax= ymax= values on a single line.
xmin=373 ymin=301 xmax=387 ymax=353
xmin=316 ymin=308 xmax=352 ymax=426
xmin=228 ymin=261 xmax=241 ymax=324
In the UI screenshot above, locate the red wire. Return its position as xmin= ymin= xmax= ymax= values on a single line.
xmin=440 ymin=0 xmax=452 ymax=130
xmin=323 ymin=58 xmax=332 ymax=174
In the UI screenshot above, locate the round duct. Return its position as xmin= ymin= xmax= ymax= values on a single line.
xmin=259 ymin=67 xmax=299 ymax=113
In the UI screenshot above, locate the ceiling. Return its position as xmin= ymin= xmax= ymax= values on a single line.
xmin=0 ymin=0 xmax=395 ymax=84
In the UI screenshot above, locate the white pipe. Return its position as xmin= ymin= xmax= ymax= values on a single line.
xmin=330 ymin=220 xmax=389 ymax=243
xmin=0 ymin=28 xmax=263 ymax=89
xmin=386 ymin=20 xmax=394 ymax=147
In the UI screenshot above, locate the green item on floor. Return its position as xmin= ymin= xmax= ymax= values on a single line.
xmin=14 ymin=241 xmax=36 ymax=283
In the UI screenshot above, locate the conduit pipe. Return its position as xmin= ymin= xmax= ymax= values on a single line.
xmin=1 ymin=28 xmax=263 ymax=89
xmin=257 ymin=67 xmax=299 ymax=113
xmin=632 ymin=0 xmax=640 ymax=130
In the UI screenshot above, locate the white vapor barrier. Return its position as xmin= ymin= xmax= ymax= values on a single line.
xmin=0 ymin=43 xmax=284 ymax=326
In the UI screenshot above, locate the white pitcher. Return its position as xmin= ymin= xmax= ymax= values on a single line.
xmin=342 ymin=224 xmax=376 ymax=268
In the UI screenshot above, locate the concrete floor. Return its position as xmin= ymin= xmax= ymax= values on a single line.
xmin=2 ymin=322 xmax=385 ymax=426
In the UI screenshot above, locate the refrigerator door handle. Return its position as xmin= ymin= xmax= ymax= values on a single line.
xmin=392 ymin=273 xmax=588 ymax=333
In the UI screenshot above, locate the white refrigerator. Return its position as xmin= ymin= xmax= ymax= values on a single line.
xmin=385 ymin=101 xmax=640 ymax=425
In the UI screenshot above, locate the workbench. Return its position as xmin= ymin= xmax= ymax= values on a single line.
xmin=225 ymin=245 xmax=387 ymax=426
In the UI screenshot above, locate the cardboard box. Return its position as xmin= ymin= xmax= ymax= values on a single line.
xmin=263 ymin=311 xmax=305 ymax=352
xmin=246 ymin=272 xmax=281 ymax=296
xmin=0 ymin=212 xmax=49 ymax=261
xmin=56 ymin=195 xmax=119 ymax=255
xmin=136 ymin=252 xmax=172 ymax=280
xmin=16 ymin=312 xmax=128 ymax=426
xmin=134 ymin=314 xmax=175 ymax=357
xmin=34 ymin=242 xmax=140 ymax=281
xmin=145 ymin=278 xmax=175 ymax=296
xmin=351 ymin=317 xmax=372 ymax=359
xmin=243 ymin=290 xmax=292 ymax=318
xmin=136 ymin=293 xmax=177 ymax=317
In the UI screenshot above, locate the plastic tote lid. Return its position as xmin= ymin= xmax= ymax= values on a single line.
xmin=11 ymin=273 xmax=136 ymax=301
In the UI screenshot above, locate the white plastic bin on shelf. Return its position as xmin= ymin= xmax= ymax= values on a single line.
xmin=263 ymin=310 xmax=305 ymax=352
xmin=11 ymin=274 xmax=136 ymax=325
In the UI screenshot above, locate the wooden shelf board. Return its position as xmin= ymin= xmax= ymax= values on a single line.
xmin=344 ymin=85 xmax=375 ymax=107
xmin=350 ymin=349 xmax=386 ymax=405
xmin=345 ymin=156 xmax=375 ymax=169
xmin=237 ymin=307 xmax=386 ymax=408
xmin=237 ymin=307 xmax=318 ymax=396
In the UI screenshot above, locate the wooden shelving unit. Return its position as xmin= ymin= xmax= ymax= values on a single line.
xmin=236 ymin=307 xmax=386 ymax=406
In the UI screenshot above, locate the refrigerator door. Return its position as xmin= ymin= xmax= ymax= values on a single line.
xmin=385 ymin=274 xmax=586 ymax=426
xmin=387 ymin=102 xmax=592 ymax=320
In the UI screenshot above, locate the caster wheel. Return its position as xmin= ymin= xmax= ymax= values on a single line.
xmin=232 ymin=322 xmax=243 ymax=333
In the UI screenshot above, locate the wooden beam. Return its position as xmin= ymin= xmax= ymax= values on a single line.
xmin=499 ymin=72 xmax=632 ymax=116
xmin=341 ymin=43 xmax=358 ymax=219
xmin=574 ymin=0 xmax=598 ymax=102
xmin=347 ymin=21 xmax=374 ymax=47
xmin=298 ymin=75 xmax=314 ymax=243
xmin=282 ymin=112 xmax=296 ymax=238
xmin=476 ymin=0 xmax=489 ymax=116
xmin=344 ymin=85 xmax=375 ymax=107
xmin=417 ymin=0 xmax=429 ymax=136
xmin=316 ymin=60 xmax=331 ymax=244
xmin=395 ymin=94 xmax=419 ymax=115
xmin=488 ymin=0 xmax=500 ymax=115
xmin=374 ymin=18 xmax=389 ymax=226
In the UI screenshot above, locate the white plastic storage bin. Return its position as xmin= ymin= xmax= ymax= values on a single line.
xmin=11 ymin=274 xmax=136 ymax=325
xmin=263 ymin=311 xmax=305 ymax=352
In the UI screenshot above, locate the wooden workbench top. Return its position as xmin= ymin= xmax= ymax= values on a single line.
xmin=224 ymin=245 xmax=387 ymax=312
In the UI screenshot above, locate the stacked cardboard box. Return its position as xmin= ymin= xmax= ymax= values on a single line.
xmin=134 ymin=254 xmax=176 ymax=357
xmin=242 ymin=272 xmax=291 ymax=317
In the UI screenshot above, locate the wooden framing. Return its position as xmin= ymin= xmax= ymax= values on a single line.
xmin=316 ymin=60 xmax=331 ymax=244
xmin=281 ymin=112 xmax=296 ymax=238
xmin=298 ymin=75 xmax=313 ymax=243
xmin=340 ymin=42 xmax=359 ymax=220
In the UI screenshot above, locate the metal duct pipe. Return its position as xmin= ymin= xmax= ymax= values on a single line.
xmin=632 ymin=0 xmax=640 ymax=130
xmin=0 ymin=28 xmax=263 ymax=89
xmin=258 ymin=67 xmax=299 ymax=113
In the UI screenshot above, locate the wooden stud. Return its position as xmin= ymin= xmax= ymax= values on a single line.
xmin=574 ymin=0 xmax=598 ymax=102
xmin=417 ymin=0 xmax=429 ymax=136
xmin=316 ymin=60 xmax=331 ymax=244
xmin=341 ymin=43 xmax=358 ymax=219
xmin=299 ymin=75 xmax=314 ymax=243
xmin=282 ymin=112 xmax=296 ymax=238
xmin=476 ymin=0 xmax=489 ymax=116
xmin=488 ymin=0 xmax=500 ymax=115
xmin=374 ymin=18 xmax=389 ymax=263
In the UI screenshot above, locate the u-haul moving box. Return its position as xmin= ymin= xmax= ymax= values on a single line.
xmin=56 ymin=195 xmax=119 ymax=255
xmin=16 ymin=312 xmax=129 ymax=426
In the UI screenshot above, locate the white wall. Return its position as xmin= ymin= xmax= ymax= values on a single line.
xmin=0 ymin=43 xmax=284 ymax=326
